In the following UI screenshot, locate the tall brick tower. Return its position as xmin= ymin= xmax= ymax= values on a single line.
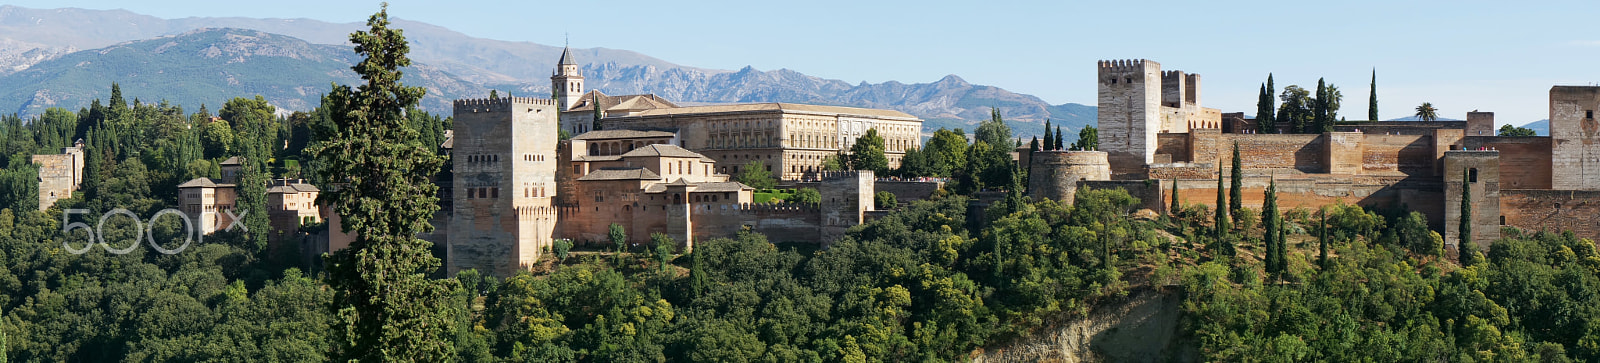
xmin=448 ymin=96 xmax=561 ymax=276
xmin=1097 ymin=59 xmax=1163 ymax=176
xmin=551 ymin=46 xmax=584 ymax=112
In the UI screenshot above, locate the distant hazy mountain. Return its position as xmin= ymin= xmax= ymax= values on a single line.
xmin=0 ymin=5 xmax=1096 ymax=134
xmin=0 ymin=28 xmax=486 ymax=115
xmin=1521 ymin=119 xmax=1549 ymax=136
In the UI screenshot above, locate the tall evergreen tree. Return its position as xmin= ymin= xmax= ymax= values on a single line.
xmin=1054 ymin=126 xmax=1064 ymax=151
xmin=1042 ymin=120 xmax=1054 ymax=151
xmin=1262 ymin=178 xmax=1281 ymax=274
xmin=1314 ymin=78 xmax=1330 ymax=133
xmin=309 ymin=5 xmax=457 ymax=361
xmin=1260 ymin=74 xmax=1277 ymax=133
xmin=1459 ymin=168 xmax=1474 ymax=265
xmin=1229 ymin=142 xmax=1243 ymax=224
xmin=1170 ymin=178 xmax=1180 ymax=216
xmin=1215 ymin=169 xmax=1229 ymax=240
xmin=1368 ymin=69 xmax=1378 ymax=121
xmin=1318 ymin=207 xmax=1329 ymax=269
xmin=1029 ymin=136 xmax=1039 ymax=152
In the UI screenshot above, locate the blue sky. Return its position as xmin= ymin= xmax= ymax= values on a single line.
xmin=7 ymin=0 xmax=1600 ymax=125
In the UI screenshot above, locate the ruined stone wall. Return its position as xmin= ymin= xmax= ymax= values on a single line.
xmin=1550 ymin=86 xmax=1600 ymax=191
xmin=1461 ymin=136 xmax=1553 ymax=189
xmin=1326 ymin=132 xmax=1364 ymax=175
xmin=1155 ymin=133 xmax=1190 ymax=163
xmin=688 ymin=203 xmax=823 ymax=243
xmin=1359 ymin=134 xmax=1434 ymax=175
xmin=1500 ymin=190 xmax=1600 ymax=242
xmin=1225 ymin=134 xmax=1325 ymax=172
xmin=32 ymin=154 xmax=75 ymax=210
xmin=1146 ymin=164 xmax=1215 ymax=180
xmin=875 ymin=180 xmax=944 ymax=205
xmin=1173 ymin=177 xmax=1445 ymax=226
xmin=1027 ymin=151 xmax=1111 ymax=203
xmin=1444 ymin=151 xmax=1501 ymax=251
xmin=1098 ymin=60 xmax=1163 ymax=176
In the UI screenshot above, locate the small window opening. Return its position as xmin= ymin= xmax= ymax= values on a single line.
xmin=1468 ymin=168 xmax=1479 ymax=183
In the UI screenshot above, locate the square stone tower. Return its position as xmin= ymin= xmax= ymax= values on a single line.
xmin=1550 ymin=86 xmax=1600 ymax=190
xmin=1098 ymin=59 xmax=1163 ymax=176
xmin=1444 ymin=150 xmax=1500 ymax=252
xmin=448 ymin=96 xmax=560 ymax=277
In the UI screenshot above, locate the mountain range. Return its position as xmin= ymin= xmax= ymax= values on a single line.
xmin=0 ymin=5 xmax=1095 ymax=136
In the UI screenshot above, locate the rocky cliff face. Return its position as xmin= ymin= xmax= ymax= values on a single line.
xmin=972 ymin=288 xmax=1194 ymax=363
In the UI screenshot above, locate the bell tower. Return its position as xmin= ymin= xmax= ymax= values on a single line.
xmin=551 ymin=46 xmax=584 ymax=111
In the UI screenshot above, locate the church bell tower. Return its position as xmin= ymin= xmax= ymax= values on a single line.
xmin=551 ymin=46 xmax=584 ymax=111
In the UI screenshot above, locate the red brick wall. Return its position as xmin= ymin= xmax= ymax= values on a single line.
xmin=1461 ymin=137 xmax=1553 ymax=189
xmin=1360 ymin=134 xmax=1434 ymax=175
xmin=1500 ymin=190 xmax=1600 ymax=242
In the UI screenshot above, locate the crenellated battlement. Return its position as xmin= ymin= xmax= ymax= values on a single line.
xmin=1098 ymin=59 xmax=1156 ymax=74
xmin=452 ymin=96 xmax=558 ymax=114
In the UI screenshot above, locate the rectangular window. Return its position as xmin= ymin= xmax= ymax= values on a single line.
xmin=492 ymin=188 xmax=499 ymax=198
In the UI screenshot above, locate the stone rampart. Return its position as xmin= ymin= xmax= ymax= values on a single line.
xmin=876 ymin=180 xmax=944 ymax=205
xmin=1500 ymin=189 xmax=1600 ymax=242
xmin=1028 ymin=151 xmax=1111 ymax=203
xmin=1461 ymin=136 xmax=1552 ymax=189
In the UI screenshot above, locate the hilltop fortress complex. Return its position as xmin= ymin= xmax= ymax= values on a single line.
xmin=440 ymin=48 xmax=923 ymax=275
xmin=1027 ymin=59 xmax=1600 ymax=255
xmin=46 ymin=51 xmax=1594 ymax=276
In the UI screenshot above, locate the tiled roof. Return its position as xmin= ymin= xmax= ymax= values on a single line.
xmin=618 ymin=103 xmax=917 ymax=120
xmin=441 ymin=130 xmax=454 ymax=149
xmin=269 ymin=184 xmax=321 ymax=193
xmin=573 ymin=155 xmax=623 ymax=162
xmin=577 ymin=167 xmax=661 ymax=181
xmin=571 ymin=129 xmax=677 ymax=141
xmin=566 ymin=90 xmax=679 ymax=113
xmin=558 ymin=46 xmax=576 ymax=65
xmin=619 ymin=144 xmax=714 ymax=161
xmin=220 ymin=156 xmax=243 ymax=166
xmin=693 ymin=182 xmax=751 ymax=193
xmin=178 ymin=178 xmax=233 ymax=188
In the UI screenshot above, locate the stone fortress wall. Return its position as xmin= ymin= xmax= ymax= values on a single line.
xmin=1030 ymin=59 xmax=1600 ymax=252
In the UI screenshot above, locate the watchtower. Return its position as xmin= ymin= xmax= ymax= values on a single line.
xmin=1098 ymin=59 xmax=1163 ymax=176
xmin=448 ymin=96 xmax=561 ymax=277
xmin=1443 ymin=150 xmax=1500 ymax=252
xmin=1026 ymin=150 xmax=1111 ymax=203
xmin=1550 ymin=86 xmax=1600 ymax=190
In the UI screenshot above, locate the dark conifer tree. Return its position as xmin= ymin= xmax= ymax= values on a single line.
xmin=1369 ymin=69 xmax=1379 ymax=121
xmin=1042 ymin=120 xmax=1054 ymax=151
xmin=1229 ymin=142 xmax=1243 ymax=224
xmin=1215 ymin=169 xmax=1229 ymax=240
xmin=1054 ymin=126 xmax=1064 ymax=151
xmin=1459 ymin=168 xmax=1474 ymax=265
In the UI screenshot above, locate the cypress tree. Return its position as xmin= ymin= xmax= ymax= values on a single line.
xmin=1229 ymin=142 xmax=1243 ymax=223
xmin=1314 ymin=78 xmax=1329 ymax=133
xmin=1054 ymin=126 xmax=1064 ymax=151
xmin=1029 ymin=136 xmax=1039 ymax=152
xmin=1215 ymin=169 xmax=1229 ymax=240
xmin=310 ymin=5 xmax=457 ymax=360
xmin=1368 ymin=69 xmax=1378 ymax=121
xmin=1043 ymin=120 xmax=1054 ymax=151
xmin=1256 ymin=83 xmax=1273 ymax=133
xmin=1262 ymin=178 xmax=1281 ymax=274
xmin=1319 ymin=207 xmax=1329 ymax=269
xmin=1170 ymin=179 xmax=1181 ymax=216
xmin=1277 ymin=217 xmax=1287 ymax=273
xmin=1459 ymin=168 xmax=1474 ymax=265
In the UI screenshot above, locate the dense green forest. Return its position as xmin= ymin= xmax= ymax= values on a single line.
xmin=4 ymin=8 xmax=1600 ymax=362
